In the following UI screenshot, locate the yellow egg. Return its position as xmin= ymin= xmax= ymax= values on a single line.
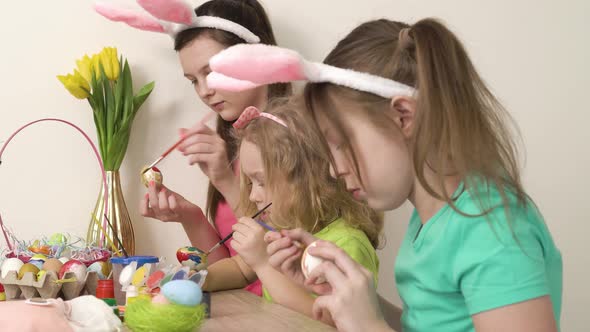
xmin=140 ymin=166 xmax=163 ymax=187
xmin=18 ymin=263 xmax=40 ymax=280
xmin=37 ymin=270 xmax=47 ymax=281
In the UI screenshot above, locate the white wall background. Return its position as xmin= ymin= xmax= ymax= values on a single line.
xmin=0 ymin=0 xmax=587 ymax=330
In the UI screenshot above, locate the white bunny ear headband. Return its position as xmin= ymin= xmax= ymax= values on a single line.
xmin=206 ymin=44 xmax=416 ymax=98
xmin=94 ymin=0 xmax=260 ymax=43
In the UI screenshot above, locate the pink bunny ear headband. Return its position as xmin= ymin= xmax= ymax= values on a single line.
xmin=206 ymin=44 xmax=416 ymax=99
xmin=233 ymin=106 xmax=287 ymax=130
xmin=94 ymin=0 xmax=260 ymax=43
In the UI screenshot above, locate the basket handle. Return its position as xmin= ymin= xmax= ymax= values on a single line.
xmin=0 ymin=118 xmax=108 ymax=251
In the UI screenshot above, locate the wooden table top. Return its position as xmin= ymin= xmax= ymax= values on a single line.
xmin=201 ymin=289 xmax=336 ymax=332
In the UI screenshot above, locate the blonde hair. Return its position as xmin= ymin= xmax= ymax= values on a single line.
xmin=304 ymin=18 xmax=528 ymax=217
xmin=236 ymin=98 xmax=383 ymax=248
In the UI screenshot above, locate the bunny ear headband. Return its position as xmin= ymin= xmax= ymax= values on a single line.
xmin=94 ymin=0 xmax=260 ymax=43
xmin=206 ymin=44 xmax=416 ymax=99
xmin=233 ymin=106 xmax=287 ymax=130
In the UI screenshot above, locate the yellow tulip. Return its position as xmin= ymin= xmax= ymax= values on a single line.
xmin=99 ymin=47 xmax=120 ymax=81
xmin=75 ymin=55 xmax=94 ymax=85
xmin=57 ymin=70 xmax=90 ymax=99
xmin=91 ymin=54 xmax=102 ymax=81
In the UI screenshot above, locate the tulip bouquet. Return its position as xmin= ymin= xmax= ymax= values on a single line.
xmin=57 ymin=47 xmax=154 ymax=170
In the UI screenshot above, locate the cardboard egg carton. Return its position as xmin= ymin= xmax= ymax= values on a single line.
xmin=0 ymin=270 xmax=99 ymax=300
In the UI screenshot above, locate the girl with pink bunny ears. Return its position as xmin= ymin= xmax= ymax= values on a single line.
xmin=206 ymin=19 xmax=562 ymax=332
xmin=95 ymin=0 xmax=291 ymax=297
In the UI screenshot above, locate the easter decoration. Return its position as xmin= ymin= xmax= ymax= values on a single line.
xmin=55 ymin=47 xmax=155 ymax=256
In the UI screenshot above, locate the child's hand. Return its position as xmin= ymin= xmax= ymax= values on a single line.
xmin=178 ymin=125 xmax=237 ymax=192
xmin=305 ymin=240 xmax=391 ymax=332
xmin=231 ymin=217 xmax=269 ymax=271
xmin=140 ymin=182 xmax=202 ymax=225
xmin=265 ymin=228 xmax=332 ymax=294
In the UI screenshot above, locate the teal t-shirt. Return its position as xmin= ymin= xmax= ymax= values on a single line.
xmin=394 ymin=182 xmax=562 ymax=332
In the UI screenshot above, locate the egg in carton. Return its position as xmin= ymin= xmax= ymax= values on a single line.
xmin=0 ymin=269 xmax=100 ymax=300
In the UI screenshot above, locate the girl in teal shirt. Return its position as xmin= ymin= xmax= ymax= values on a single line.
xmin=213 ymin=18 xmax=563 ymax=332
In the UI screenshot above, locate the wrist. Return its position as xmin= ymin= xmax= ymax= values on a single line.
xmin=212 ymin=171 xmax=238 ymax=195
xmin=179 ymin=203 xmax=205 ymax=225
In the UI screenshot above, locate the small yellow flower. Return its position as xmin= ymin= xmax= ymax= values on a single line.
xmin=99 ymin=47 xmax=120 ymax=81
xmin=75 ymin=55 xmax=94 ymax=84
xmin=91 ymin=54 xmax=102 ymax=81
xmin=57 ymin=70 xmax=90 ymax=99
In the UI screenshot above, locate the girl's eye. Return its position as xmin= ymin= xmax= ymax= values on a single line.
xmin=191 ymin=79 xmax=198 ymax=86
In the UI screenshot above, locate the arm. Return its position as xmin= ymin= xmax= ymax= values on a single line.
xmin=202 ymin=255 xmax=257 ymax=292
xmin=472 ymin=296 xmax=557 ymax=332
xmin=255 ymin=263 xmax=335 ymax=326
xmin=140 ymin=183 xmax=229 ymax=263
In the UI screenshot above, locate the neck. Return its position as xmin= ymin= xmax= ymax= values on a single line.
xmin=407 ymin=169 xmax=461 ymax=224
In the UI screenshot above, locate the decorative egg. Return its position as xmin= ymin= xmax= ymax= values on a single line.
xmin=48 ymin=233 xmax=67 ymax=246
xmin=42 ymin=258 xmax=64 ymax=274
xmin=87 ymin=261 xmax=112 ymax=279
xmin=119 ymin=262 xmax=137 ymax=287
xmin=58 ymin=260 xmax=87 ymax=281
xmin=29 ymin=254 xmax=47 ymax=269
xmin=18 ymin=263 xmax=40 ymax=280
xmin=1 ymin=258 xmax=24 ymax=278
xmin=151 ymin=293 xmax=169 ymax=305
xmin=140 ymin=166 xmax=163 ymax=188
xmin=161 ymin=280 xmax=202 ymax=306
xmin=176 ymin=246 xmax=208 ymax=270
xmin=301 ymin=241 xmax=327 ymax=284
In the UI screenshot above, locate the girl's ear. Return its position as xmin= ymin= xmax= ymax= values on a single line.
xmin=388 ymin=96 xmax=417 ymax=139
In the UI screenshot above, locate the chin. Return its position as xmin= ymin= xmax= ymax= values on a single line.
xmin=218 ymin=108 xmax=242 ymax=122
xmin=368 ymin=196 xmax=404 ymax=212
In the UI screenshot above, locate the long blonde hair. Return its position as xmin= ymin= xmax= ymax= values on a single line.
xmin=236 ymin=98 xmax=383 ymax=247
xmin=304 ymin=18 xmax=527 ymax=217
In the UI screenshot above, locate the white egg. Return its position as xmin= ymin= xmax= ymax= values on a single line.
xmin=301 ymin=241 xmax=326 ymax=284
xmin=1 ymin=258 xmax=24 ymax=279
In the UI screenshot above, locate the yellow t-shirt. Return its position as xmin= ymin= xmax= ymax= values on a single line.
xmin=263 ymin=218 xmax=379 ymax=301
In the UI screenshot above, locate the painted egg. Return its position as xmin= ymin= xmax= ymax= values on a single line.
xmin=48 ymin=233 xmax=67 ymax=246
xmin=301 ymin=241 xmax=327 ymax=284
xmin=87 ymin=261 xmax=112 ymax=279
xmin=58 ymin=260 xmax=87 ymax=281
xmin=18 ymin=263 xmax=40 ymax=280
xmin=29 ymin=254 xmax=47 ymax=269
xmin=161 ymin=280 xmax=202 ymax=306
xmin=140 ymin=166 xmax=163 ymax=188
xmin=1 ymin=258 xmax=24 ymax=278
xmin=151 ymin=293 xmax=169 ymax=305
xmin=42 ymin=258 xmax=63 ymax=274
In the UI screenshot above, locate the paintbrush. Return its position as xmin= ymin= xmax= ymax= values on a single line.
xmin=206 ymin=202 xmax=272 ymax=255
xmin=143 ymin=111 xmax=216 ymax=173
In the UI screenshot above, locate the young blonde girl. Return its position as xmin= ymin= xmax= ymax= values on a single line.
xmin=205 ymin=18 xmax=562 ymax=332
xmin=201 ymin=99 xmax=381 ymax=324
